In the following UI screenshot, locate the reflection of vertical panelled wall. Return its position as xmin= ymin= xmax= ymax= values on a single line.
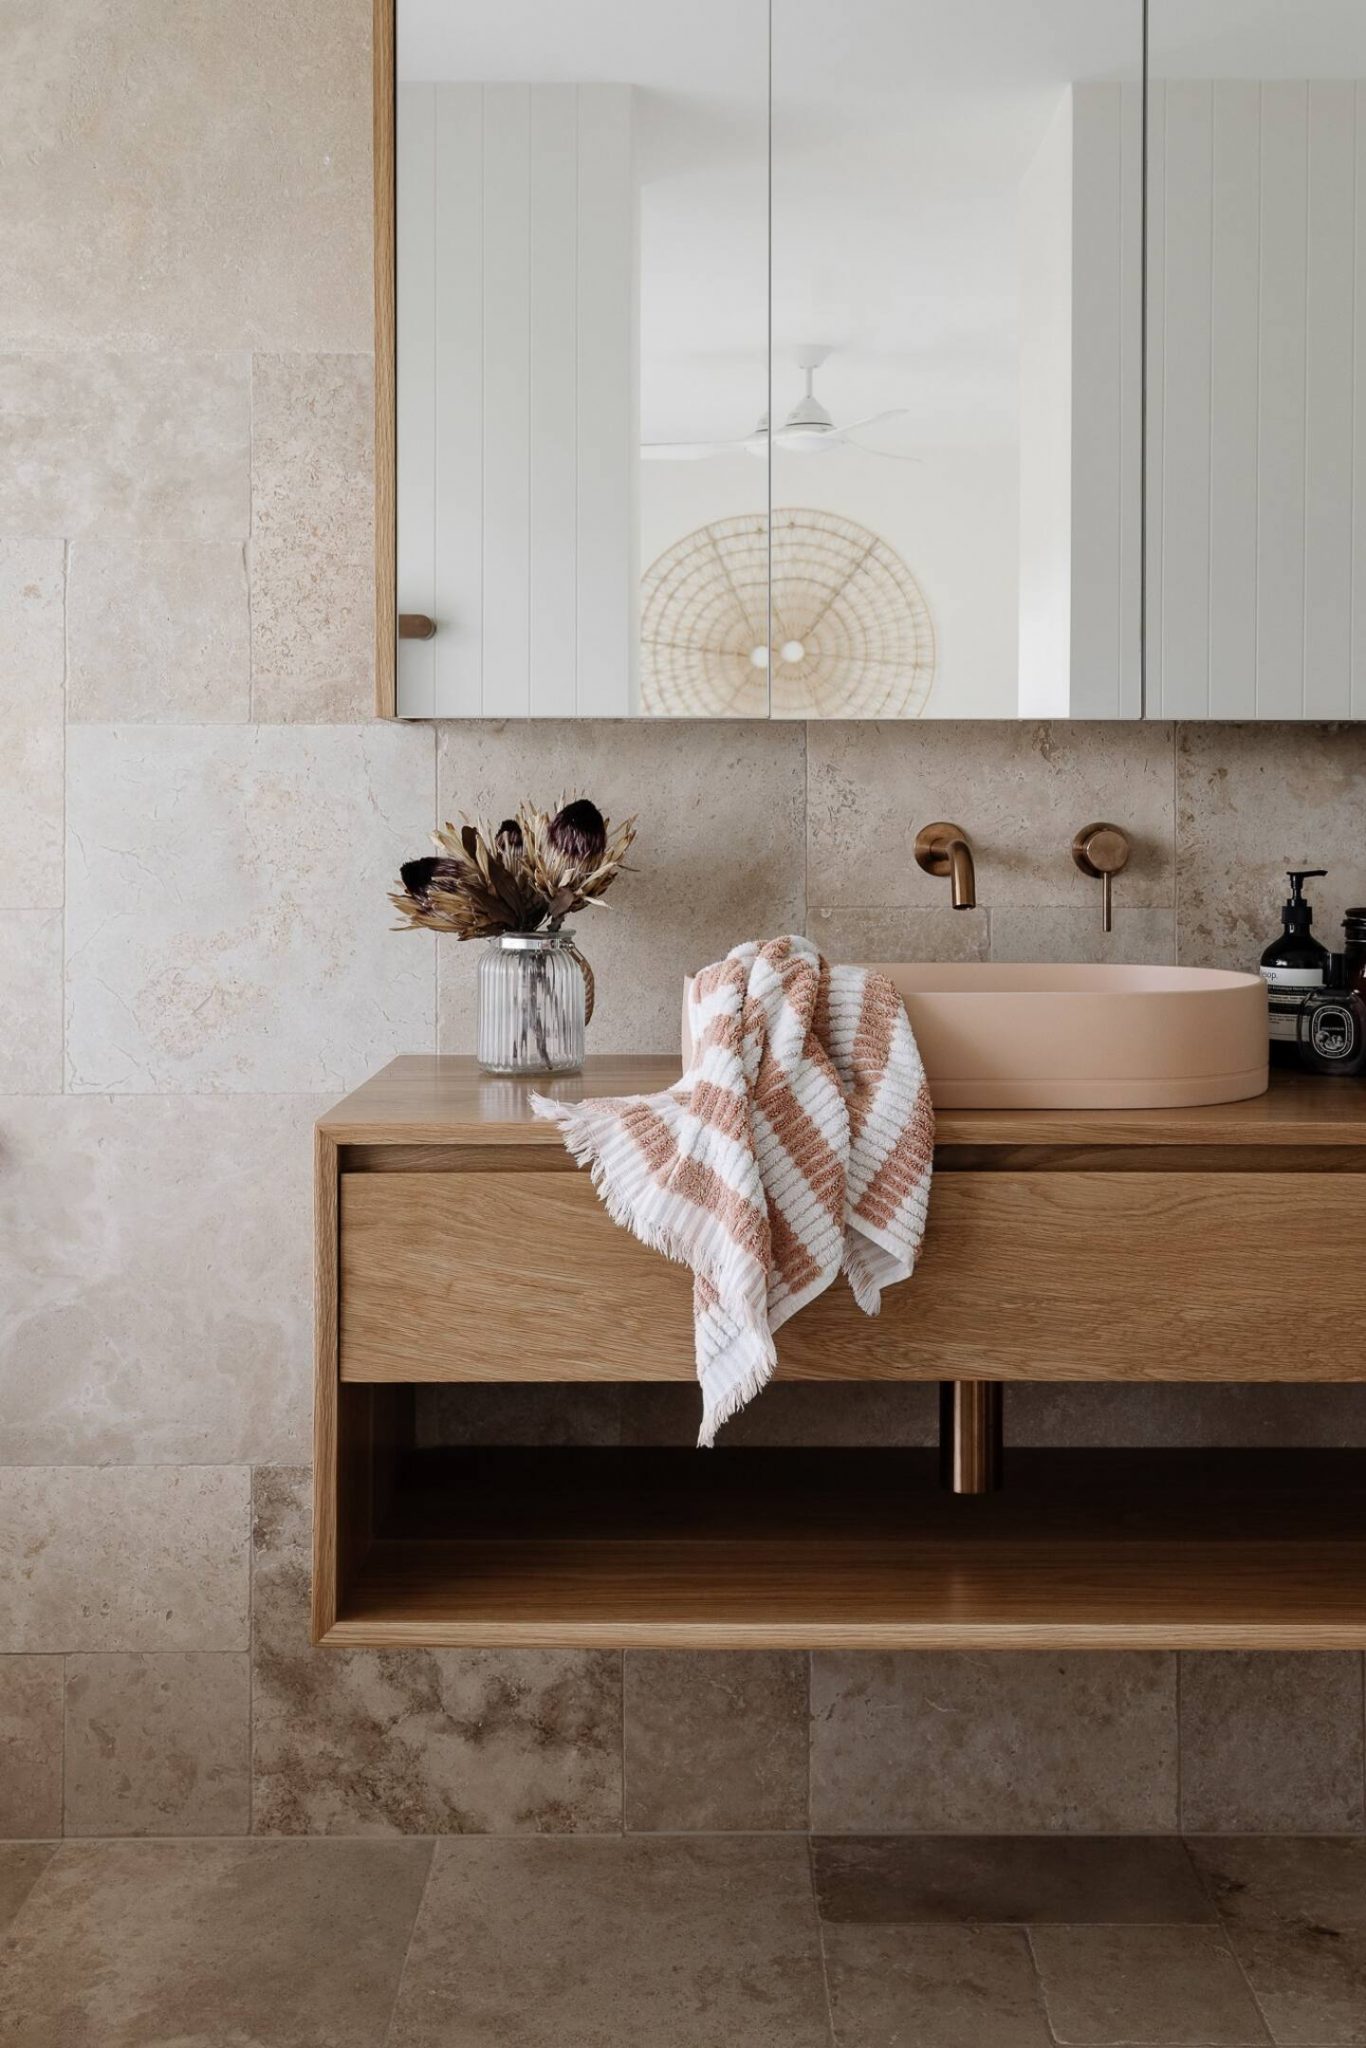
xmin=397 ymin=84 xmax=638 ymax=716
xmin=1148 ymin=81 xmax=1366 ymax=718
xmin=1018 ymin=85 xmax=1143 ymax=719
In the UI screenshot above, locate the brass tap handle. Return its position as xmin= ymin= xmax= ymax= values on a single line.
xmin=1071 ymin=822 xmax=1130 ymax=933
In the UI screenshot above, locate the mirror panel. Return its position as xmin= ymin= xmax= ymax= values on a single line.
xmin=1146 ymin=1 xmax=1366 ymax=718
xmin=769 ymin=0 xmax=1143 ymax=718
xmin=393 ymin=0 xmax=769 ymax=716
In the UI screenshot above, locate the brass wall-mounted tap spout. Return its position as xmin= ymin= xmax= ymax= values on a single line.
xmin=914 ymin=821 xmax=977 ymax=909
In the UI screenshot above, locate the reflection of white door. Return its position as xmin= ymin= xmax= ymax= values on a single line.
xmin=396 ymin=83 xmax=638 ymax=717
xmin=1146 ymin=79 xmax=1366 ymax=718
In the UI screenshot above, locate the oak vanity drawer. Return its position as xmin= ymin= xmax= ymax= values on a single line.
xmin=336 ymin=1168 xmax=1366 ymax=1384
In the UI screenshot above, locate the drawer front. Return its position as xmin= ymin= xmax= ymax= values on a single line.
xmin=337 ymin=1169 xmax=1366 ymax=1383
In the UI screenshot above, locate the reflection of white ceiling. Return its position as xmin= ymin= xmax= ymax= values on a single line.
xmin=398 ymin=0 xmax=1365 ymax=448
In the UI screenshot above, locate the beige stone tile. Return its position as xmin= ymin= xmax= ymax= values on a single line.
xmin=249 ymin=537 xmax=373 ymax=722
xmin=0 ymin=539 xmax=64 ymax=912
xmin=0 ymin=1659 xmax=63 ymax=1839
xmin=0 ymin=1845 xmax=57 ymax=1932
xmin=989 ymin=906 xmax=1177 ymax=965
xmin=415 ymin=1384 xmax=624 ymax=1448
xmin=812 ymin=1835 xmax=1216 ymax=1925
xmin=0 ymin=1838 xmax=431 ymax=2048
xmin=252 ymin=1468 xmax=622 ymax=1834
xmin=624 ymin=1652 xmax=808 ymax=1831
xmin=2 ymin=2 xmax=369 ymax=352
xmin=65 ymin=725 xmax=435 ymax=1092
xmin=808 ymin=722 xmax=1176 ymax=909
xmin=825 ymin=1925 xmax=1051 ymax=2048
xmin=385 ymin=1835 xmax=831 ymax=2048
xmin=0 ymin=1097 xmax=316 ymax=1465
xmin=1190 ymin=1837 xmax=1366 ymax=2046
xmin=247 ymin=353 xmax=373 ymax=721
xmin=64 ymin=1653 xmax=250 ymax=1838
xmin=0 ymin=1466 xmax=249 ymax=1653
xmin=1177 ymin=724 xmax=1366 ymax=972
xmin=67 ymin=540 xmax=250 ymax=721
xmin=1009 ymin=1385 xmax=1366 ymax=1448
xmin=251 ymin=354 xmax=373 ymax=553
xmin=435 ymin=721 xmax=806 ymax=1055
xmin=0 ymin=352 xmax=250 ymax=538
xmin=1031 ymin=1925 xmax=1271 ymax=2045
xmin=808 ymin=905 xmax=990 ymax=962
xmin=1180 ymin=1655 xmax=1365 ymax=1834
xmin=0 ymin=914 xmax=62 ymax=1090
xmin=0 ymin=1845 xmax=57 ymax=1934
xmin=810 ymin=1651 xmax=1177 ymax=1833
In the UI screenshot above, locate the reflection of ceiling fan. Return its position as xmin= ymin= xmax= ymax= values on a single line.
xmin=644 ymin=345 xmax=911 ymax=461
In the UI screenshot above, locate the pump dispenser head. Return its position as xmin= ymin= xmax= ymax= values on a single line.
xmin=1282 ymin=869 xmax=1328 ymax=933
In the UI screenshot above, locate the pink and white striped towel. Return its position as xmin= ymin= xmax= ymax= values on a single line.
xmin=532 ymin=935 xmax=935 ymax=1444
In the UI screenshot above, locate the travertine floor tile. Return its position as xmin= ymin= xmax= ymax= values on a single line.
xmin=0 ymin=1659 xmax=63 ymax=1839
xmin=813 ymin=1835 xmax=1216 ymax=1925
xmin=0 ymin=1844 xmax=56 ymax=1936
xmin=1190 ymin=1838 xmax=1366 ymax=2047
xmin=1031 ymin=1924 xmax=1271 ymax=2045
xmin=0 ymin=1839 xmax=432 ymax=2048
xmin=385 ymin=1835 xmax=831 ymax=2047
xmin=624 ymin=1650 xmax=808 ymax=1831
xmin=824 ymin=1924 xmax=1050 ymax=2048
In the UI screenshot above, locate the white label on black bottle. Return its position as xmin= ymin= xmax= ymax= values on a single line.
xmin=1262 ymin=967 xmax=1322 ymax=1044
xmin=1261 ymin=967 xmax=1325 ymax=988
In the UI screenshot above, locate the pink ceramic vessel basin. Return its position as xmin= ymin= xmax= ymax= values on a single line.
xmin=682 ymin=962 xmax=1269 ymax=1110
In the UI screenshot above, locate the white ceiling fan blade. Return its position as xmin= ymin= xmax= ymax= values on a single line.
xmin=642 ymin=438 xmax=749 ymax=461
xmin=826 ymin=408 xmax=909 ymax=443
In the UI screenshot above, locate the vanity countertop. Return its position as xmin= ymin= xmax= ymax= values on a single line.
xmin=321 ymin=1054 xmax=1366 ymax=1150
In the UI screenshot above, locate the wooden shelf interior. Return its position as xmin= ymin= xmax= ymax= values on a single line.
xmin=323 ymin=1445 xmax=1366 ymax=1650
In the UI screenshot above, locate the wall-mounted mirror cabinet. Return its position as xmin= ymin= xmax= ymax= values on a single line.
xmin=377 ymin=1 xmax=1366 ymax=720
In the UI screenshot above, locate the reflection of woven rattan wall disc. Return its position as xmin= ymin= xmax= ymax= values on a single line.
xmin=640 ymin=507 xmax=936 ymax=717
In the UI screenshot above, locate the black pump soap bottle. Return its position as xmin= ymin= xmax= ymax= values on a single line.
xmin=1261 ymin=870 xmax=1330 ymax=1067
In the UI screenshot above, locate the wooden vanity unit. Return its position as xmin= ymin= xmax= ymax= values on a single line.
xmin=314 ymin=1056 xmax=1366 ymax=1651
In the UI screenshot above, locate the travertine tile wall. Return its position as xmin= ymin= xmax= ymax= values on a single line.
xmin=3 ymin=0 xmax=1365 ymax=1842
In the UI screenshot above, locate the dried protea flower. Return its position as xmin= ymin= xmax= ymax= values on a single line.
xmin=399 ymin=856 xmax=465 ymax=903
xmin=548 ymin=799 xmax=606 ymax=864
xmin=391 ymin=796 xmax=635 ymax=949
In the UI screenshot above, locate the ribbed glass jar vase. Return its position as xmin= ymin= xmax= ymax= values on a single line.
xmin=477 ymin=931 xmax=585 ymax=1075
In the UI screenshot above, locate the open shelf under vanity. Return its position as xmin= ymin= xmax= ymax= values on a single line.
xmin=329 ymin=1442 xmax=1366 ymax=1650
xmin=313 ymin=1058 xmax=1366 ymax=1652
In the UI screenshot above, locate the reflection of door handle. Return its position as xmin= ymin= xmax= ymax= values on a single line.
xmin=399 ymin=613 xmax=436 ymax=640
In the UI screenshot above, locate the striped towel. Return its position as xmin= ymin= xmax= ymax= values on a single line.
xmin=532 ymin=935 xmax=934 ymax=1445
